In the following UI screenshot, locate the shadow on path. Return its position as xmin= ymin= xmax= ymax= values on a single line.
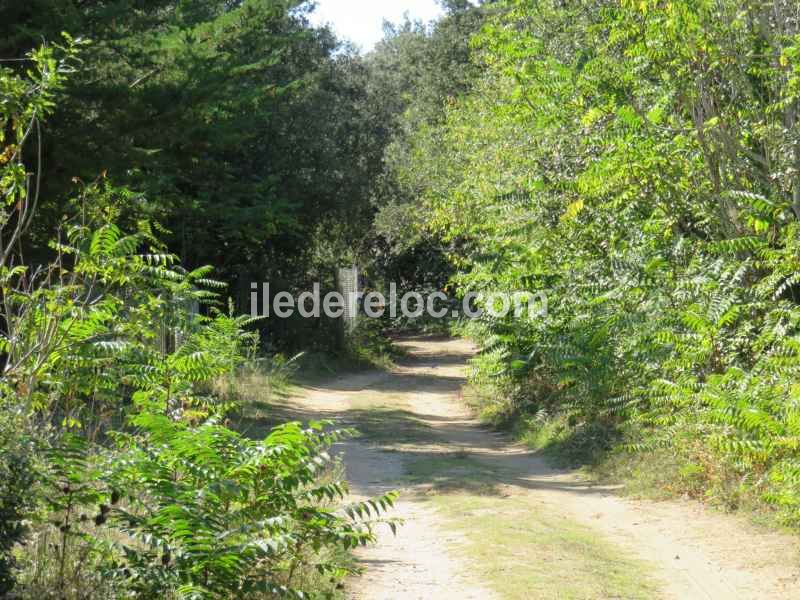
xmin=243 ymin=335 xmax=617 ymax=503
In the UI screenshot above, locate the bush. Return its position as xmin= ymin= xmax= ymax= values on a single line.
xmin=0 ymin=411 xmax=36 ymax=595
xmin=106 ymin=416 xmax=396 ymax=598
xmin=16 ymin=418 xmax=396 ymax=599
xmin=402 ymin=0 xmax=800 ymax=526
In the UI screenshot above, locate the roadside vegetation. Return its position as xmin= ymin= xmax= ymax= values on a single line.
xmin=395 ymin=1 xmax=800 ymax=531
xmin=1 ymin=0 xmax=489 ymax=594
xmin=0 ymin=41 xmax=400 ymax=599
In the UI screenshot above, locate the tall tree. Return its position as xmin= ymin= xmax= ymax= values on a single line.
xmin=0 ymin=1 xmax=386 ymax=318
xmin=366 ymin=1 xmax=490 ymax=289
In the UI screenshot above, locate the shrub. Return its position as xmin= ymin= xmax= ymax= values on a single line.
xmin=105 ymin=416 xmax=396 ymax=598
xmin=0 ymin=410 xmax=36 ymax=595
xmin=402 ymin=0 xmax=800 ymax=524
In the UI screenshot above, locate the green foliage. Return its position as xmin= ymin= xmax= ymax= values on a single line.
xmin=0 ymin=40 xmax=397 ymax=599
xmin=19 ymin=416 xmax=398 ymax=599
xmin=400 ymin=0 xmax=800 ymax=525
xmin=78 ymin=418 xmax=394 ymax=599
xmin=367 ymin=2 xmax=488 ymax=296
xmin=0 ymin=1 xmax=397 ymax=350
xmin=0 ymin=39 xmax=81 ymax=593
xmin=0 ymin=410 xmax=36 ymax=595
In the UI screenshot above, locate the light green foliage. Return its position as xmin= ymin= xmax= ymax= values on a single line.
xmin=367 ymin=2 xmax=488 ymax=300
xmin=0 ymin=40 xmax=81 ymax=594
xmin=27 ymin=419 xmax=397 ymax=599
xmin=403 ymin=0 xmax=800 ymax=524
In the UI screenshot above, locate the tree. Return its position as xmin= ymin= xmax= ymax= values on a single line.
xmin=365 ymin=1 xmax=489 ymax=293
xmin=0 ymin=1 xmax=390 ymax=346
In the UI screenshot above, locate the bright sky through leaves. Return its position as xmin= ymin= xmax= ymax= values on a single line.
xmin=308 ymin=0 xmax=445 ymax=51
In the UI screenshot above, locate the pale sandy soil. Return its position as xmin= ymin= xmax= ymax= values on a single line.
xmin=281 ymin=337 xmax=800 ymax=600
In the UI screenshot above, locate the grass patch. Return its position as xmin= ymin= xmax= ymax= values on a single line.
xmin=463 ymin=383 xmax=621 ymax=468
xmin=590 ymin=446 xmax=687 ymax=502
xmin=294 ymin=347 xmax=394 ymax=384
xmin=513 ymin=414 xmax=622 ymax=469
xmin=431 ymin=492 xmax=660 ymax=600
xmin=403 ymin=454 xmax=661 ymax=599
xmin=288 ymin=327 xmax=404 ymax=387
xmin=592 ymin=445 xmax=793 ymax=531
xmin=404 ymin=453 xmax=505 ymax=495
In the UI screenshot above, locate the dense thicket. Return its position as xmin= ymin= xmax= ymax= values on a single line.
xmin=365 ymin=0 xmax=490 ymax=297
xmin=0 ymin=0 xmax=493 ymax=345
xmin=18 ymin=0 xmax=800 ymax=595
xmin=1 ymin=0 xmax=385 ymax=330
xmin=0 ymin=2 xmax=495 ymax=590
xmin=400 ymin=0 xmax=800 ymax=523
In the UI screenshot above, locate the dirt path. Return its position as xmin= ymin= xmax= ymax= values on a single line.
xmin=281 ymin=337 xmax=800 ymax=599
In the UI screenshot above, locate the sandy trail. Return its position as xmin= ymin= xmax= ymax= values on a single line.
xmin=282 ymin=337 xmax=800 ymax=599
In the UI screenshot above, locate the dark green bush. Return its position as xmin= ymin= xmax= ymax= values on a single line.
xmin=0 ymin=412 xmax=36 ymax=596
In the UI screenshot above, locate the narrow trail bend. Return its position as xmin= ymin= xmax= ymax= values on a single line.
xmin=281 ymin=337 xmax=800 ymax=599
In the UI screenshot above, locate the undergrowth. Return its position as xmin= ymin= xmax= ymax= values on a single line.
xmin=465 ymin=377 xmax=792 ymax=529
xmin=290 ymin=321 xmax=401 ymax=384
xmin=418 ymin=1 xmax=800 ymax=534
